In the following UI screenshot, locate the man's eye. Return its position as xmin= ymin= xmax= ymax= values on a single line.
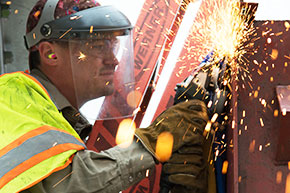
xmin=91 ymin=45 xmax=105 ymax=50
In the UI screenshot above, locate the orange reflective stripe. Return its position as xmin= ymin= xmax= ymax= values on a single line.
xmin=0 ymin=127 xmax=49 ymax=158
xmin=17 ymin=155 xmax=75 ymax=193
xmin=0 ymin=126 xmax=84 ymax=158
xmin=0 ymin=143 xmax=84 ymax=189
xmin=0 ymin=71 xmax=19 ymax=78
xmin=0 ymin=128 xmax=86 ymax=181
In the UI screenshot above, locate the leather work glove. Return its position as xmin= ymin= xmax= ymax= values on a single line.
xmin=135 ymin=99 xmax=208 ymax=162
xmin=161 ymin=145 xmax=208 ymax=193
xmin=161 ymin=128 xmax=215 ymax=193
xmin=174 ymin=80 xmax=208 ymax=105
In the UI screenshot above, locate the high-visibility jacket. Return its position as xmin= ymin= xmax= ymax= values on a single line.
xmin=0 ymin=72 xmax=86 ymax=193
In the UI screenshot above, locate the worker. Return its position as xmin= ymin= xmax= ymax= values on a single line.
xmin=0 ymin=0 xmax=209 ymax=192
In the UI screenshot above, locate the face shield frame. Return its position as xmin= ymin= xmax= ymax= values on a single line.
xmin=24 ymin=0 xmax=133 ymax=50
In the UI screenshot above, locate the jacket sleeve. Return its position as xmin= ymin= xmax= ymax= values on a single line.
xmin=23 ymin=140 xmax=155 ymax=193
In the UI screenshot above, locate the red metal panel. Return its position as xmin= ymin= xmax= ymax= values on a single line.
xmin=227 ymin=77 xmax=239 ymax=193
xmin=275 ymin=85 xmax=290 ymax=164
xmin=230 ymin=20 xmax=290 ymax=193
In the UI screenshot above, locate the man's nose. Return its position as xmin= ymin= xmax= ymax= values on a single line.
xmin=103 ymin=50 xmax=119 ymax=67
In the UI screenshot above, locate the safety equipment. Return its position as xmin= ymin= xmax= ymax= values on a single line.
xmin=24 ymin=0 xmax=137 ymax=120
xmin=24 ymin=0 xmax=132 ymax=49
xmin=69 ymin=28 xmax=135 ymax=120
xmin=48 ymin=53 xmax=56 ymax=59
xmin=162 ymin=144 xmax=205 ymax=183
xmin=160 ymin=128 xmax=216 ymax=193
xmin=135 ymin=99 xmax=209 ymax=162
xmin=0 ymin=72 xmax=86 ymax=193
xmin=161 ymin=141 xmax=211 ymax=193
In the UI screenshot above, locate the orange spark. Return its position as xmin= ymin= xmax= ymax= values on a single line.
xmin=116 ymin=119 xmax=136 ymax=148
xmin=286 ymin=173 xmax=290 ymax=193
xmin=249 ymin=140 xmax=255 ymax=153
xmin=126 ymin=90 xmax=142 ymax=108
xmin=276 ymin=171 xmax=282 ymax=184
xmin=285 ymin=21 xmax=290 ymax=31
xmin=260 ymin=118 xmax=264 ymax=127
xmin=270 ymin=49 xmax=279 ymax=60
xmin=222 ymin=160 xmax=228 ymax=174
xmin=78 ymin=52 xmax=86 ymax=60
xmin=254 ymin=91 xmax=258 ymax=98
xmin=53 ymin=171 xmax=74 ymax=188
xmin=232 ymin=120 xmax=235 ymax=129
xmin=282 ymin=108 xmax=287 ymax=116
xmin=155 ymin=132 xmax=174 ymax=162
xmin=146 ymin=169 xmax=150 ymax=177
xmin=204 ymin=121 xmax=212 ymax=136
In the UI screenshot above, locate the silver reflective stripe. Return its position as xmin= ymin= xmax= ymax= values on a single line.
xmin=0 ymin=130 xmax=86 ymax=179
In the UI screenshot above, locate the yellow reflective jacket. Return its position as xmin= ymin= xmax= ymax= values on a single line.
xmin=0 ymin=72 xmax=86 ymax=193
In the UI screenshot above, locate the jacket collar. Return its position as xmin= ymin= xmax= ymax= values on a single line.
xmin=30 ymin=68 xmax=71 ymax=110
xmin=29 ymin=69 xmax=92 ymax=141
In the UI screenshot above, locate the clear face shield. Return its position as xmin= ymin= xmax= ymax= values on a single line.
xmin=24 ymin=1 xmax=136 ymax=121
xmin=66 ymin=30 xmax=136 ymax=121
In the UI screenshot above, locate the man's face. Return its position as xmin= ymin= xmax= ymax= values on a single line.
xmin=50 ymin=31 xmax=136 ymax=117
xmin=67 ymin=37 xmax=119 ymax=107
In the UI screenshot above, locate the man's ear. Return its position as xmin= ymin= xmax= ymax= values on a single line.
xmin=38 ymin=41 xmax=58 ymax=66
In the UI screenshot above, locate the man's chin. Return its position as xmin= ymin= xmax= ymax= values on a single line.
xmin=104 ymin=85 xmax=114 ymax=96
xmin=83 ymin=82 xmax=115 ymax=103
xmin=100 ymin=83 xmax=115 ymax=97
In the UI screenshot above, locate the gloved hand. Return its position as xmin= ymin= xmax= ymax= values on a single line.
xmin=174 ymin=80 xmax=208 ymax=105
xmin=161 ymin=145 xmax=208 ymax=193
xmin=160 ymin=127 xmax=215 ymax=193
xmin=135 ymin=99 xmax=208 ymax=162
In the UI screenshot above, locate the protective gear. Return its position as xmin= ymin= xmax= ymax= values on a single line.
xmin=69 ymin=28 xmax=136 ymax=120
xmin=135 ymin=99 xmax=208 ymax=162
xmin=48 ymin=53 xmax=56 ymax=59
xmin=24 ymin=0 xmax=132 ymax=49
xmin=161 ymin=139 xmax=212 ymax=193
xmin=24 ymin=0 xmax=137 ymax=120
xmin=0 ymin=72 xmax=86 ymax=193
xmin=159 ymin=130 xmax=217 ymax=193
xmin=163 ymin=145 xmax=204 ymax=182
